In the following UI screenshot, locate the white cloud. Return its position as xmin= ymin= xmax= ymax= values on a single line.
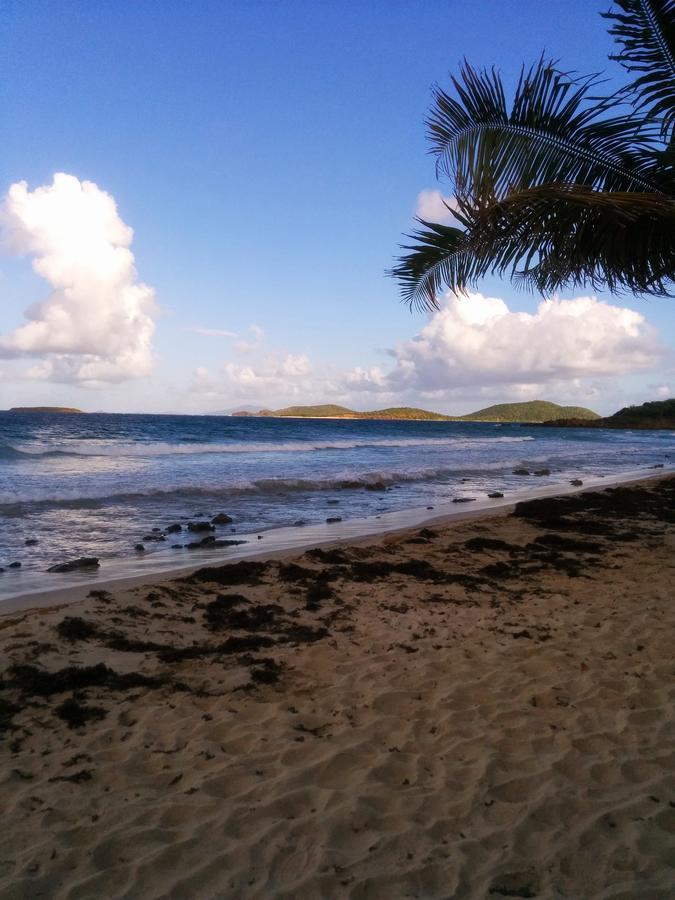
xmin=190 ymin=326 xmax=238 ymax=338
xmin=0 ymin=173 xmax=157 ymax=384
xmin=344 ymin=292 xmax=662 ymax=396
xmin=192 ymin=352 xmax=312 ymax=401
xmin=655 ymin=384 xmax=672 ymax=398
xmin=188 ymin=293 xmax=663 ymax=412
xmin=415 ymin=189 xmax=458 ymax=223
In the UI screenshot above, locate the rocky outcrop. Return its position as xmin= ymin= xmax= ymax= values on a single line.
xmin=47 ymin=557 xmax=100 ymax=573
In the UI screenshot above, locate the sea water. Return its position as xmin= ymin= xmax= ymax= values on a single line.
xmin=1 ymin=411 xmax=672 ymax=601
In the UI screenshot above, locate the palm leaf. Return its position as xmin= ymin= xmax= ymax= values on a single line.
xmin=474 ymin=184 xmax=675 ymax=296
xmin=392 ymin=7 xmax=675 ymax=307
xmin=428 ymin=59 xmax=667 ymax=203
xmin=390 ymin=222 xmax=472 ymax=311
xmin=603 ymin=0 xmax=675 ymax=141
xmin=393 ymin=186 xmax=675 ymax=307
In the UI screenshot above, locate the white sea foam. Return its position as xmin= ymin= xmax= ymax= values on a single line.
xmin=1 ymin=434 xmax=535 ymax=459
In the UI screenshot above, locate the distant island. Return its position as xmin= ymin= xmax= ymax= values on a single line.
xmin=6 ymin=407 xmax=84 ymax=414
xmin=232 ymin=400 xmax=600 ymax=423
xmin=541 ymin=398 xmax=675 ymax=430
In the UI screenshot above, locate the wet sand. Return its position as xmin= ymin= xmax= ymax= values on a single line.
xmin=1 ymin=476 xmax=674 ymax=898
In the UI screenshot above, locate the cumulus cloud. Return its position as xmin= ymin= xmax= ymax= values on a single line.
xmin=189 ymin=293 xmax=662 ymax=412
xmin=415 ymin=189 xmax=458 ymax=223
xmin=0 ymin=173 xmax=157 ymax=384
xmin=192 ymin=352 xmax=312 ymax=401
xmin=344 ymin=292 xmax=662 ymax=396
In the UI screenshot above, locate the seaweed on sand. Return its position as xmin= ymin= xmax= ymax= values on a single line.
xmin=6 ymin=663 xmax=163 ymax=696
xmin=184 ymin=560 xmax=268 ymax=586
xmin=55 ymin=697 xmax=107 ymax=729
xmin=56 ymin=617 xmax=100 ymax=642
xmin=203 ymin=593 xmax=250 ymax=631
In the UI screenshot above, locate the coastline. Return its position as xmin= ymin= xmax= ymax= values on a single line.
xmin=1 ymin=473 xmax=673 ymax=897
xmin=1 ymin=465 xmax=670 ymax=615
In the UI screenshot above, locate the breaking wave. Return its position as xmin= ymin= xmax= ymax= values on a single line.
xmin=0 ymin=462 xmax=518 ymax=511
xmin=0 ymin=434 xmax=535 ymax=460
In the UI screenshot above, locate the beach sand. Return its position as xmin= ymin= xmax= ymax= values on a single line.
xmin=1 ymin=476 xmax=674 ymax=899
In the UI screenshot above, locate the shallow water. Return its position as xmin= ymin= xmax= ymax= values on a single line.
xmin=1 ymin=411 xmax=673 ymax=601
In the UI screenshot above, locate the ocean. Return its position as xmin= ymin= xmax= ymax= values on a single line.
xmin=0 ymin=411 xmax=672 ymax=602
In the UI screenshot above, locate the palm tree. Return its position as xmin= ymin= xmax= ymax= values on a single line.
xmin=392 ymin=0 xmax=675 ymax=311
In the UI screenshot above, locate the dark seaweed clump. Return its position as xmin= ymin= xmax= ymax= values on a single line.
xmin=6 ymin=663 xmax=162 ymax=696
xmin=0 ymin=696 xmax=20 ymax=736
xmin=55 ymin=697 xmax=107 ymax=729
xmin=305 ymin=547 xmax=351 ymax=565
xmin=305 ymin=578 xmax=335 ymax=610
xmin=465 ymin=537 xmax=519 ymax=553
xmin=203 ymin=593 xmax=250 ymax=630
xmin=530 ymin=534 xmax=603 ymax=554
xmin=184 ymin=560 xmax=268 ymax=586
xmin=56 ymin=617 xmax=100 ymax=642
xmin=513 ymin=480 xmax=675 ymax=531
xmin=248 ymin=658 xmax=284 ymax=685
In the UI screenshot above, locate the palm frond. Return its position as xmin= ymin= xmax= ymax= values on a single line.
xmin=428 ymin=58 xmax=667 ymax=201
xmin=392 ymin=187 xmax=675 ymax=307
xmin=390 ymin=222 xmax=473 ymax=311
xmin=603 ymin=0 xmax=675 ymax=142
xmin=475 ymin=184 xmax=675 ymax=296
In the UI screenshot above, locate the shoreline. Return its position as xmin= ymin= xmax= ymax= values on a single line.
xmin=2 ymin=465 xmax=670 ymax=616
xmin=1 ymin=473 xmax=673 ymax=897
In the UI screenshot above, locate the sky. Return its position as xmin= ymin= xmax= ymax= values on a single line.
xmin=1 ymin=0 xmax=672 ymax=417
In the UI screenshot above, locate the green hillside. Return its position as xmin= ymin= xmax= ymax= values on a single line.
xmin=545 ymin=398 xmax=675 ymax=429
xmin=362 ymin=407 xmax=451 ymax=420
xmin=458 ymin=401 xmax=599 ymax=423
xmin=605 ymin=399 xmax=675 ymax=427
xmin=266 ymin=405 xmax=360 ymax=418
xmin=265 ymin=404 xmax=453 ymax=420
xmin=243 ymin=400 xmax=599 ymax=422
xmin=7 ymin=406 xmax=84 ymax=414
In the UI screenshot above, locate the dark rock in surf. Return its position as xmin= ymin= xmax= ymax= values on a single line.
xmin=452 ymin=497 xmax=476 ymax=503
xmin=326 ymin=517 xmax=343 ymax=523
xmin=47 ymin=557 xmax=100 ymax=573
xmin=211 ymin=513 xmax=233 ymax=525
xmin=134 ymin=544 xmax=145 ymax=552
xmin=188 ymin=521 xmax=215 ymax=533
xmin=570 ymin=479 xmax=583 ymax=486
xmin=25 ymin=538 xmax=39 ymax=546
xmin=166 ymin=523 xmax=182 ymax=533
xmin=8 ymin=561 xmax=21 ymax=569
xmin=487 ymin=492 xmax=504 ymax=498
xmin=186 ymin=536 xmax=246 ymax=550
xmin=142 ymin=534 xmax=165 ymax=542
xmin=533 ymin=468 xmax=551 ymax=476
xmin=512 ymin=468 xmax=530 ymax=476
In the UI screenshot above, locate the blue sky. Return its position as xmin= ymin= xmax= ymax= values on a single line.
xmin=1 ymin=0 xmax=672 ymax=415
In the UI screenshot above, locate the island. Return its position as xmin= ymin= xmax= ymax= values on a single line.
xmin=5 ymin=406 xmax=84 ymax=414
xmin=540 ymin=398 xmax=675 ymax=430
xmin=231 ymin=400 xmax=599 ymax=423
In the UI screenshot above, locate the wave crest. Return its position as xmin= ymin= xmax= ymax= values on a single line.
xmin=0 ymin=434 xmax=535 ymax=461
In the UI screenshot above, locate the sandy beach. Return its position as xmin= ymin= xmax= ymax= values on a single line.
xmin=1 ymin=475 xmax=674 ymax=899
